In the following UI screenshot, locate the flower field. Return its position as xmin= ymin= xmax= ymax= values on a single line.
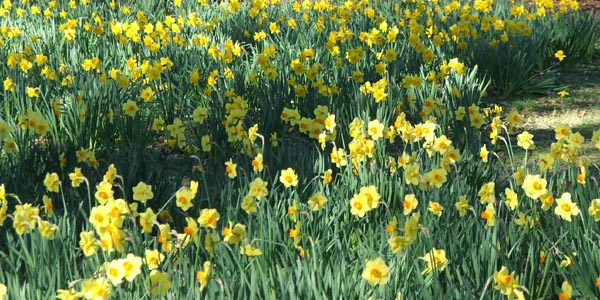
xmin=0 ymin=0 xmax=599 ymax=299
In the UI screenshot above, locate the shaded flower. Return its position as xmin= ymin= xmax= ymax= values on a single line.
xmin=455 ymin=195 xmax=470 ymax=217
xmin=196 ymin=261 xmax=211 ymax=291
xmin=43 ymin=172 xmax=60 ymax=193
xmin=588 ymin=198 xmax=600 ymax=221
xmin=132 ymin=181 xmax=153 ymax=203
xmin=558 ymin=281 xmax=572 ymax=300
xmin=420 ymin=248 xmax=448 ymax=275
xmin=307 ymin=191 xmax=328 ymax=211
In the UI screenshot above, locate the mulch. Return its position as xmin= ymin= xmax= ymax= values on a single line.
xmin=579 ymin=0 xmax=600 ymax=13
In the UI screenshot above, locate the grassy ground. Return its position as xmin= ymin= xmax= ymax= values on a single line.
xmin=498 ymin=41 xmax=600 ymax=176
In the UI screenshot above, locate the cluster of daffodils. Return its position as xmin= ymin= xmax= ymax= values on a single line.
xmin=493 ymin=266 xmax=526 ymax=300
xmin=0 ymin=180 xmax=57 ymax=239
xmin=385 ymin=213 xmax=421 ymax=254
xmin=2 ymin=163 xmax=276 ymax=298
xmin=281 ymin=105 xmax=336 ymax=146
xmin=0 ymin=0 xmax=598 ymax=299
xmin=349 ymin=185 xmax=381 ymax=218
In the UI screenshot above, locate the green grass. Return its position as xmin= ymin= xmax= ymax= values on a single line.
xmin=0 ymin=0 xmax=599 ymax=299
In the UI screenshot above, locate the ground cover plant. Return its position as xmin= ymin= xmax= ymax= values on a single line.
xmin=0 ymin=0 xmax=599 ymax=299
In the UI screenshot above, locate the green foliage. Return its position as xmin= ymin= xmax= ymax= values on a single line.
xmin=0 ymin=0 xmax=599 ymax=299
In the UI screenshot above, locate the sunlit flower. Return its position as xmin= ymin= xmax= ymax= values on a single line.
xmin=493 ymin=266 xmax=524 ymax=299
xmin=402 ymin=194 xmax=418 ymax=215
xmin=350 ymin=193 xmax=370 ymax=218
xmin=361 ymin=257 xmax=390 ymax=286
xmin=431 ymin=135 xmax=451 ymax=155
xmin=388 ymin=235 xmax=412 ymax=254
xmin=330 ymin=147 xmax=348 ymax=168
xmin=555 ymin=50 xmax=566 ymax=61
xmin=103 ymin=164 xmax=118 ymax=184
xmin=140 ymin=86 xmax=155 ymax=102
xmin=322 ymin=169 xmax=333 ymax=185
xmin=122 ymin=254 xmax=142 ymax=282
xmin=517 ymin=131 xmax=535 ymax=150
xmin=514 ymin=212 xmax=533 ymax=228
xmin=56 ymin=288 xmax=79 ymax=300
xmin=106 ymin=259 xmax=126 ymax=286
xmin=367 ymin=119 xmax=385 ymax=140
xmin=139 ymin=208 xmax=157 ymax=233
xmin=3 ymin=77 xmax=15 ymax=92
xmin=554 ymin=192 xmax=579 ymax=222
xmin=539 ymin=250 xmax=547 ymax=264
xmin=359 ymin=185 xmax=380 ymax=209
xmin=248 ymin=177 xmax=268 ymax=200
xmin=198 ymin=208 xmax=220 ymax=229
xmin=592 ymin=129 xmax=600 ymax=150
xmin=554 ymin=124 xmax=572 ymax=141
xmin=94 ymin=181 xmax=114 ymax=204
xmin=557 ymin=90 xmax=569 ymax=98
xmin=13 ymin=203 xmax=40 ymax=235
xmin=404 ymin=212 xmax=420 ymax=242
xmin=427 ymin=168 xmax=448 ymax=188
xmin=42 ymin=195 xmax=54 ymax=217
xmin=480 ymin=144 xmax=489 ymax=163
xmin=80 ymin=231 xmax=99 ymax=257
xmin=144 ymin=249 xmax=165 ymax=270
xmin=279 ymin=168 xmax=299 ymax=188
xmin=540 ymin=191 xmax=554 ymax=211
xmin=521 ymin=174 xmax=547 ymax=200
xmin=175 ymin=187 xmax=194 ymax=211
xmin=289 ymin=221 xmax=301 ymax=246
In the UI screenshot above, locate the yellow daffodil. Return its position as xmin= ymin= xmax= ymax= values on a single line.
xmin=362 ymin=257 xmax=390 ymax=286
xmin=279 ymin=168 xmax=298 ymax=188
xmin=420 ymin=248 xmax=448 ymax=275
xmin=554 ymin=192 xmax=579 ymax=222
